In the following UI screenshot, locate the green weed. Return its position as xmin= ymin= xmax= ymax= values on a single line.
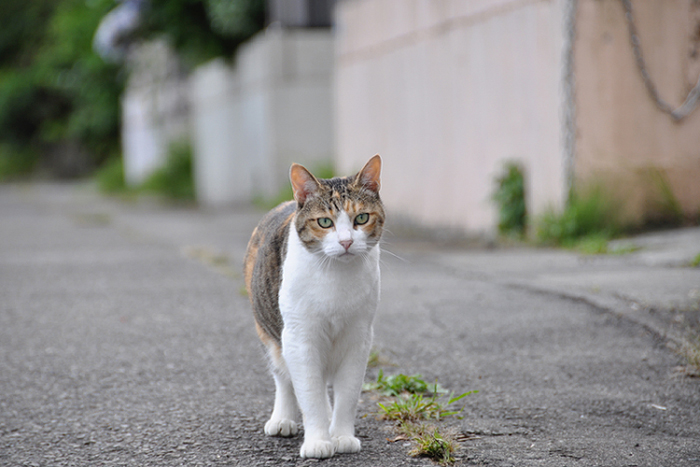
xmin=536 ymin=186 xmax=620 ymax=248
xmin=571 ymin=235 xmax=641 ymax=255
xmin=363 ymin=370 xmax=442 ymax=396
xmin=679 ymin=339 xmax=700 ymax=373
xmin=691 ymin=252 xmax=700 ymax=268
xmin=401 ymin=423 xmax=458 ymax=465
xmin=492 ymin=161 xmax=527 ymax=237
xmin=572 ymin=233 xmax=610 ymax=255
xmin=378 ymin=390 xmax=475 ymax=423
xmin=366 ymin=375 xmax=476 ymax=464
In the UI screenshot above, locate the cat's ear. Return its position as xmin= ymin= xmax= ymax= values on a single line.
xmin=355 ymin=154 xmax=382 ymax=193
xmin=290 ymin=163 xmax=321 ymax=205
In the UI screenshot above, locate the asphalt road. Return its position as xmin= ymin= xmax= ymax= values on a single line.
xmin=1 ymin=183 xmax=698 ymax=466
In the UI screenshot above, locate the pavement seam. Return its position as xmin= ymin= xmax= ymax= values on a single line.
xmin=500 ymin=279 xmax=689 ymax=350
xmin=421 ymin=255 xmax=692 ymax=358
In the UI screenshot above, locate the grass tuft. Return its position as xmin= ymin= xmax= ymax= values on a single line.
xmin=402 ymin=423 xmax=458 ymax=465
xmin=363 ymin=370 xmax=441 ymax=396
xmin=366 ymin=374 xmax=476 ymax=464
xmin=378 ymin=390 xmax=476 ymax=423
xmin=535 ymin=185 xmax=627 ymax=254
xmin=536 ymin=186 xmax=620 ymax=247
xmin=691 ymin=252 xmax=700 ymax=268
xmin=679 ymin=339 xmax=700 ymax=372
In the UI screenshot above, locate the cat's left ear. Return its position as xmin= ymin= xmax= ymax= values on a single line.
xmin=290 ymin=163 xmax=321 ymax=206
xmin=355 ymin=154 xmax=382 ymax=193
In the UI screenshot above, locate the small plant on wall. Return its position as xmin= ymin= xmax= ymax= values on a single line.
xmin=492 ymin=161 xmax=527 ymax=238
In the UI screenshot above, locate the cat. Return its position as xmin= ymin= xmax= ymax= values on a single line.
xmin=243 ymin=155 xmax=384 ymax=459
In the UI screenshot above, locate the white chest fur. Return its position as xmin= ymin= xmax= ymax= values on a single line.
xmin=279 ymin=223 xmax=380 ymax=337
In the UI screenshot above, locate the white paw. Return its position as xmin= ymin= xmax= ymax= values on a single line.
xmin=264 ymin=418 xmax=298 ymax=437
xmin=333 ymin=435 xmax=361 ymax=454
xmin=299 ymin=438 xmax=336 ymax=459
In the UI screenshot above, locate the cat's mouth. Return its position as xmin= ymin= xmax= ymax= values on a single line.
xmin=336 ymin=251 xmax=355 ymax=260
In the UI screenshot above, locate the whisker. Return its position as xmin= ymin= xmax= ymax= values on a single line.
xmin=381 ymin=247 xmax=408 ymax=263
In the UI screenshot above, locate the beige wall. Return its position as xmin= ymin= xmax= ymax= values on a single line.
xmin=335 ymin=0 xmax=568 ymax=233
xmin=574 ymin=0 xmax=700 ymax=223
xmin=335 ymin=0 xmax=700 ymax=234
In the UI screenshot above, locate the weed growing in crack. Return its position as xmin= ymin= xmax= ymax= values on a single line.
xmin=363 ymin=370 xmax=442 ymax=396
xmin=364 ymin=372 xmax=477 ymax=464
xmin=691 ymin=252 xmax=700 ymax=268
xmin=679 ymin=339 xmax=700 ymax=373
xmin=378 ymin=390 xmax=475 ymax=422
xmin=401 ymin=423 xmax=458 ymax=465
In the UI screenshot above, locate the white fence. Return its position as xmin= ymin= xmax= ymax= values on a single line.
xmin=122 ymin=28 xmax=334 ymax=205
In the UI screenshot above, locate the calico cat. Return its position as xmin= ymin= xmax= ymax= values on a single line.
xmin=244 ymin=155 xmax=384 ymax=459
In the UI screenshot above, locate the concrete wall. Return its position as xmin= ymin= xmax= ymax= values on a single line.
xmin=190 ymin=28 xmax=335 ymax=205
xmin=574 ymin=0 xmax=700 ymax=223
xmin=190 ymin=60 xmax=251 ymax=204
xmin=335 ymin=0 xmax=567 ymax=233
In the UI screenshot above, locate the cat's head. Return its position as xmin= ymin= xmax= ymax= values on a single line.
xmin=290 ymin=155 xmax=385 ymax=262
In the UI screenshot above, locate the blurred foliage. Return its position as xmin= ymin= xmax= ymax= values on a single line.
xmin=96 ymin=141 xmax=195 ymax=201
xmin=139 ymin=141 xmax=195 ymax=200
xmin=0 ymin=0 xmax=123 ymax=180
xmin=492 ymin=162 xmax=527 ymax=237
xmin=95 ymin=156 xmax=127 ymax=194
xmin=138 ymin=0 xmax=265 ymax=67
xmin=536 ymin=186 xmax=622 ymax=252
xmin=691 ymin=252 xmax=700 ymax=268
xmin=0 ymin=0 xmax=265 ymax=181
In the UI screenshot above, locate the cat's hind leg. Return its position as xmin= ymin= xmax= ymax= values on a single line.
xmin=265 ymin=370 xmax=299 ymax=437
xmin=263 ymin=344 xmax=300 ymax=437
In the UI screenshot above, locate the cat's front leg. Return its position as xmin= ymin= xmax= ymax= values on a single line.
xmin=329 ymin=324 xmax=373 ymax=454
xmin=282 ymin=331 xmax=336 ymax=459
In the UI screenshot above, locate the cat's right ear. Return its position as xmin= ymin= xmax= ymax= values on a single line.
xmin=355 ymin=154 xmax=382 ymax=193
xmin=290 ymin=163 xmax=320 ymax=206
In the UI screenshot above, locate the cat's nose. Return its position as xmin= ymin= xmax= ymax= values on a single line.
xmin=339 ymin=239 xmax=353 ymax=251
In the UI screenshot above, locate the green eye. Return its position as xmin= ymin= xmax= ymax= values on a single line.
xmin=317 ymin=217 xmax=334 ymax=228
xmin=354 ymin=213 xmax=370 ymax=225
